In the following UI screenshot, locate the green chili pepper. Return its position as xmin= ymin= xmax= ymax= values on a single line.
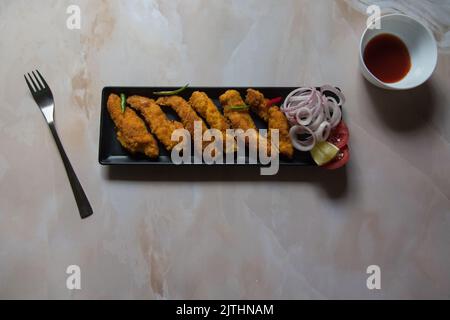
xmin=121 ymin=93 xmax=126 ymax=113
xmin=227 ymin=104 xmax=249 ymax=111
xmin=153 ymin=84 xmax=189 ymax=96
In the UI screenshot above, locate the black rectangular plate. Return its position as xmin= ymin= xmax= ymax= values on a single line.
xmin=99 ymin=87 xmax=341 ymax=166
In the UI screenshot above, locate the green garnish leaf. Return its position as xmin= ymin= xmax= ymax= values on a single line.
xmin=153 ymin=84 xmax=190 ymax=96
xmin=121 ymin=93 xmax=126 ymax=113
xmin=227 ymin=104 xmax=249 ymax=111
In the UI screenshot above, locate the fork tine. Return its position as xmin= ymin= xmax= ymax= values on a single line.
xmin=24 ymin=74 xmax=35 ymax=93
xmin=27 ymin=72 xmax=40 ymax=92
xmin=31 ymin=71 xmax=42 ymax=91
xmin=35 ymin=70 xmax=48 ymax=89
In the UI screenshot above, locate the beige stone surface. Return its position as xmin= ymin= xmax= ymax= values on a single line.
xmin=0 ymin=0 xmax=449 ymax=299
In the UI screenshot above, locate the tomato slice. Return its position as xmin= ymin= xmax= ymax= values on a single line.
xmin=327 ymin=121 xmax=349 ymax=149
xmin=322 ymin=145 xmax=349 ymax=170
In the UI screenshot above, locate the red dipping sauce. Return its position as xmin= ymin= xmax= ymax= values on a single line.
xmin=363 ymin=33 xmax=411 ymax=83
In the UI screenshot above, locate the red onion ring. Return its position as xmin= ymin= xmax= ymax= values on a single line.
xmin=289 ymin=125 xmax=316 ymax=152
xmin=282 ymin=86 xmax=344 ymax=151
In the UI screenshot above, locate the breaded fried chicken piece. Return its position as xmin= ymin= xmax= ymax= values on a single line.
xmin=127 ymin=96 xmax=184 ymax=151
xmin=189 ymin=91 xmax=229 ymax=133
xmin=245 ymin=89 xmax=294 ymax=158
xmin=268 ymin=106 xmax=294 ymax=159
xmin=107 ymin=94 xmax=159 ymax=158
xmin=156 ymin=96 xmax=208 ymax=137
xmin=246 ymin=88 xmax=270 ymax=122
xmin=219 ymin=90 xmax=257 ymax=131
xmin=156 ymin=96 xmax=215 ymax=155
xmin=219 ymin=90 xmax=270 ymax=156
xmin=189 ymin=91 xmax=236 ymax=152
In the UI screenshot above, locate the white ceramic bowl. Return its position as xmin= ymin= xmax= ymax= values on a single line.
xmin=360 ymin=14 xmax=438 ymax=90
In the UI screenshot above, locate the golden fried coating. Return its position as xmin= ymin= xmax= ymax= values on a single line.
xmin=127 ymin=96 xmax=184 ymax=151
xmin=246 ymin=88 xmax=270 ymax=122
xmin=189 ymin=91 xmax=229 ymax=133
xmin=268 ymin=106 xmax=294 ymax=159
xmin=189 ymin=91 xmax=236 ymax=153
xmin=107 ymin=94 xmax=159 ymax=158
xmin=156 ymin=96 xmax=215 ymax=154
xmin=245 ymin=89 xmax=294 ymax=158
xmin=219 ymin=90 xmax=270 ymax=156
xmin=219 ymin=90 xmax=257 ymax=131
xmin=156 ymin=96 xmax=208 ymax=137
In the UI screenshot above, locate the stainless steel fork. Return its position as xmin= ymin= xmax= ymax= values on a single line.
xmin=25 ymin=70 xmax=93 ymax=219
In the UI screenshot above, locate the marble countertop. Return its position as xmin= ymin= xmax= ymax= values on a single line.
xmin=0 ymin=0 xmax=449 ymax=299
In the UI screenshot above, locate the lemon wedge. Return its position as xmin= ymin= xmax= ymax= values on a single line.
xmin=311 ymin=141 xmax=340 ymax=166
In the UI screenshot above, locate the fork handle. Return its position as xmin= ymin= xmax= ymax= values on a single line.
xmin=48 ymin=123 xmax=93 ymax=219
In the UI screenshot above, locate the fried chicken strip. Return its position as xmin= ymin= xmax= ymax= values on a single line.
xmin=219 ymin=90 xmax=257 ymax=131
xmin=189 ymin=91 xmax=229 ymax=132
xmin=246 ymin=89 xmax=294 ymax=158
xmin=156 ymin=96 xmax=216 ymax=154
xmin=156 ymin=96 xmax=208 ymax=137
xmin=246 ymin=88 xmax=270 ymax=122
xmin=267 ymin=106 xmax=294 ymax=159
xmin=107 ymin=94 xmax=159 ymax=158
xmin=219 ymin=90 xmax=270 ymax=156
xmin=127 ymin=96 xmax=184 ymax=151
xmin=189 ymin=91 xmax=236 ymax=152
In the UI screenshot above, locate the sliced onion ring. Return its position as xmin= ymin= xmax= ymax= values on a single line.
xmin=315 ymin=121 xmax=331 ymax=142
xmin=295 ymin=107 xmax=312 ymax=126
xmin=282 ymin=85 xmax=344 ymax=152
xmin=289 ymin=125 xmax=316 ymax=152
